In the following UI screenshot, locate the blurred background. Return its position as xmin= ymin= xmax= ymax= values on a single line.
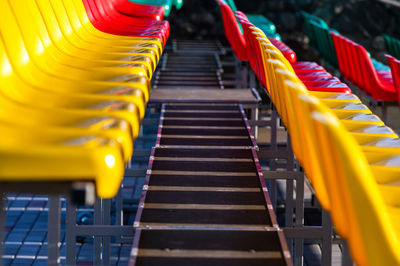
xmin=169 ymin=0 xmax=400 ymax=62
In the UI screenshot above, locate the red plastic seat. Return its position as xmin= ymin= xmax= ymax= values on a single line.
xmin=302 ymin=76 xmax=340 ymax=86
xmin=331 ymin=33 xmax=396 ymax=101
xmin=111 ymin=0 xmax=164 ymax=21
xmin=82 ymin=0 xmax=169 ymax=46
xmin=305 ymin=82 xmax=351 ymax=93
xmin=83 ymin=0 xmax=165 ymax=40
xmin=268 ymin=38 xmax=297 ymax=63
xmin=235 ymin=14 xmax=350 ymax=94
xmin=296 ymin=72 xmax=333 ymax=81
xmin=216 ymin=0 xmax=247 ymax=61
xmin=386 ymin=54 xmax=400 ymax=105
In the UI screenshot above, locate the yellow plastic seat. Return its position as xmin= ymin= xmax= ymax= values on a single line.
xmin=0 ymin=3 xmax=152 ymax=122
xmin=50 ymin=0 xmax=163 ymax=59
xmin=0 ymin=35 xmax=143 ymax=139
xmin=265 ymin=50 xmax=400 ymax=235
xmin=256 ymin=33 xmax=399 ymax=150
xmin=310 ymin=109 xmax=400 ymax=266
xmin=0 ymin=0 xmax=166 ymax=199
xmin=3 ymin=0 xmax=155 ymax=85
xmin=43 ymin=0 xmax=161 ymax=65
xmin=245 ymin=24 xmax=400 ymax=264
xmin=69 ymin=0 xmax=163 ymax=52
xmin=0 ymin=124 xmax=125 ymax=199
xmin=274 ymin=69 xmax=400 ymax=265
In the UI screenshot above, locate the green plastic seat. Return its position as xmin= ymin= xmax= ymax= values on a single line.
xmin=129 ymin=0 xmax=173 ymax=16
xmin=246 ymin=14 xmax=276 ymax=33
xmin=309 ymin=20 xmax=338 ymax=67
xmin=383 ymin=34 xmax=400 ymax=60
xmin=172 ymin=0 xmax=183 ymax=10
xmin=300 ymin=11 xmax=328 ymax=28
xmin=301 ymin=11 xmax=328 ymax=49
xmin=225 ymin=0 xmax=279 ymax=39
xmin=303 ymin=12 xmax=390 ymax=71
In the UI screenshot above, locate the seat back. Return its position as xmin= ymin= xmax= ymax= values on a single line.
xmin=111 ymin=0 xmax=164 ymax=20
xmin=0 ymin=0 xmax=37 ymax=73
xmin=271 ymin=64 xmax=333 ymax=211
xmin=224 ymin=0 xmax=238 ymax=11
xmin=309 ymin=20 xmax=337 ymax=67
xmin=386 ymin=54 xmax=400 ymax=104
xmin=383 ymin=34 xmax=400 ymax=60
xmin=300 ymin=11 xmax=328 ymax=49
xmin=216 ymin=0 xmax=247 ymax=61
xmin=331 ymin=32 xmax=391 ymax=99
xmin=129 ymin=0 xmax=172 ymax=16
xmin=310 ymin=106 xmax=400 ymax=266
xmin=236 ymin=15 xmax=262 ymax=76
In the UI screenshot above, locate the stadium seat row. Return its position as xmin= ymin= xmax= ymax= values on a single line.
xmin=301 ymin=12 xmax=400 ymax=106
xmin=301 ymin=12 xmax=389 ymax=71
xmin=219 ymin=5 xmax=400 ymax=266
xmin=0 ymin=0 xmax=169 ymax=199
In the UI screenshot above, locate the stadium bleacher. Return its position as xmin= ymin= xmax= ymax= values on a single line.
xmin=1 ymin=0 xmax=400 ymax=265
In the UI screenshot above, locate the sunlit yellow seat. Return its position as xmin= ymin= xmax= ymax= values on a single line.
xmin=46 ymin=0 xmax=161 ymax=66
xmin=244 ymin=24 xmax=400 ymax=265
xmin=1 ymin=37 xmax=144 ymax=140
xmin=309 ymin=107 xmax=400 ymax=266
xmin=268 ymin=56 xmax=400 ymax=240
xmin=0 ymin=82 xmax=135 ymax=158
xmin=0 ymin=120 xmax=125 ymax=199
xmin=4 ymin=0 xmax=155 ymax=87
xmin=257 ymin=35 xmax=399 ymax=150
xmin=44 ymin=0 xmax=163 ymax=62
xmin=2 ymin=1 xmax=153 ymax=102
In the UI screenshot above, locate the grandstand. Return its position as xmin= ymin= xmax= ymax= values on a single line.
xmin=0 ymin=0 xmax=399 ymax=265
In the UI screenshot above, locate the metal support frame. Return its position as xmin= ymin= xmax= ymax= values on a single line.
xmin=66 ymin=197 xmax=77 ymax=265
xmin=263 ymin=151 xmax=335 ymax=265
xmin=241 ymin=62 xmax=248 ymax=88
xmin=269 ymin=110 xmax=279 ymax=210
xmin=65 ymin=187 xmax=135 ymax=265
xmin=48 ymin=195 xmax=61 ymax=265
xmin=321 ymin=210 xmax=333 ymax=265
xmin=251 ymin=105 xmax=259 ymax=139
xmin=255 ymin=99 xmax=338 ymax=265
xmin=341 ymin=240 xmax=353 ymax=266
xmin=115 ymin=189 xmax=123 ymax=243
xmin=94 ymin=199 xmax=102 ymax=265
xmin=294 ymin=167 xmax=305 ymax=266
xmin=0 ymin=194 xmax=5 ymax=266
xmin=102 ymin=199 xmax=111 ymax=265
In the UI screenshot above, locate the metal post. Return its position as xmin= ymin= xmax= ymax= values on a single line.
xmin=251 ymin=106 xmax=259 ymax=139
xmin=48 ymin=195 xmax=61 ymax=265
xmin=321 ymin=210 xmax=332 ymax=265
xmin=93 ymin=199 xmax=102 ymax=265
xmin=249 ymin=69 xmax=256 ymax=89
xmin=295 ymin=173 xmax=304 ymax=266
xmin=269 ymin=110 xmax=278 ymax=209
xmin=285 ymin=136 xmax=295 ymax=262
xmin=116 ymin=186 xmax=123 ymax=244
xmin=341 ymin=241 xmax=353 ymax=266
xmin=66 ymin=197 xmax=77 ymax=265
xmin=102 ymin=199 xmax=111 ymax=265
xmin=241 ymin=62 xmax=248 ymax=88
xmin=0 ymin=193 xmax=5 ymax=266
